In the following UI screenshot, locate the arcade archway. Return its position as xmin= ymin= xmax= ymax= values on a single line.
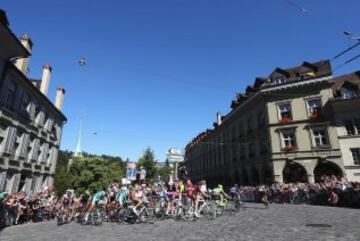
xmin=283 ymin=162 xmax=308 ymax=183
xmin=314 ymin=161 xmax=343 ymax=182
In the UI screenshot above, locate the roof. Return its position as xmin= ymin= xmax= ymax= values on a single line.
xmin=0 ymin=9 xmax=9 ymax=26
xmin=0 ymin=10 xmax=31 ymax=59
xmin=8 ymin=62 xmax=67 ymax=122
xmin=331 ymin=71 xmax=360 ymax=93
xmin=261 ymin=60 xmax=332 ymax=89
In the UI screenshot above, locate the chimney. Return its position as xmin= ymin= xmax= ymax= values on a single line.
xmin=55 ymin=87 xmax=65 ymax=110
xmin=216 ymin=112 xmax=222 ymax=126
xmin=14 ymin=34 xmax=33 ymax=74
xmin=40 ymin=64 xmax=52 ymax=96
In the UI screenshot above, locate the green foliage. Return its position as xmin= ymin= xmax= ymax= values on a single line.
xmin=137 ymin=147 xmax=157 ymax=182
xmin=68 ymin=157 xmax=124 ymax=194
xmin=54 ymin=150 xmax=126 ymax=196
xmin=53 ymin=166 xmax=73 ymax=197
xmin=56 ymin=150 xmax=73 ymax=171
xmin=156 ymin=160 xmax=173 ymax=183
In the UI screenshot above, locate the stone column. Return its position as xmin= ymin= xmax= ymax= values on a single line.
xmin=273 ymin=160 xmax=286 ymax=183
xmin=307 ymin=174 xmax=315 ymax=183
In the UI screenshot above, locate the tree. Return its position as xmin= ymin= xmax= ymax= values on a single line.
xmin=56 ymin=150 xmax=73 ymax=171
xmin=156 ymin=159 xmax=173 ymax=183
xmin=137 ymin=147 xmax=157 ymax=182
xmin=53 ymin=166 xmax=73 ymax=197
xmin=68 ymin=157 xmax=124 ymax=194
xmin=54 ymin=150 xmax=126 ymax=196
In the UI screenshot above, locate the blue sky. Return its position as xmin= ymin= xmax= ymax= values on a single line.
xmin=2 ymin=0 xmax=360 ymax=161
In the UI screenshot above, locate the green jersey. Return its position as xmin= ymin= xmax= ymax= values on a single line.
xmin=212 ymin=187 xmax=224 ymax=194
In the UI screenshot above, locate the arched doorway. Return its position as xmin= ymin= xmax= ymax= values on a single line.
xmin=241 ymin=169 xmax=249 ymax=185
xmin=314 ymin=161 xmax=343 ymax=182
xmin=263 ymin=166 xmax=274 ymax=184
xmin=283 ymin=162 xmax=308 ymax=183
xmin=251 ymin=167 xmax=260 ymax=185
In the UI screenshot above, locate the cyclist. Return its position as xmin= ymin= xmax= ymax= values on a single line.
xmin=85 ymin=190 xmax=108 ymax=221
xmin=194 ymin=180 xmax=210 ymax=218
xmin=259 ymin=185 xmax=269 ymax=208
xmin=212 ymin=184 xmax=231 ymax=207
xmin=131 ymin=185 xmax=145 ymax=216
xmin=117 ymin=186 xmax=130 ymax=208
xmin=178 ymin=180 xmax=185 ymax=201
xmin=60 ymin=189 xmax=75 ymax=222
xmin=76 ymin=191 xmax=91 ymax=216
xmin=229 ymin=184 xmax=240 ymax=200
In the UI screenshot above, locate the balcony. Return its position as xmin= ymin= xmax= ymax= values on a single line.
xmin=282 ymin=145 xmax=297 ymax=152
xmin=309 ymin=111 xmax=321 ymax=120
xmin=280 ymin=116 xmax=293 ymax=124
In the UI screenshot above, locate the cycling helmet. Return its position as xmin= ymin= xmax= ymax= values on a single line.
xmin=218 ymin=184 xmax=223 ymax=189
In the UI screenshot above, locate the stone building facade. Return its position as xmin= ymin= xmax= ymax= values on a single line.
xmin=185 ymin=60 xmax=360 ymax=186
xmin=323 ymin=72 xmax=360 ymax=182
xmin=0 ymin=10 xmax=66 ymax=192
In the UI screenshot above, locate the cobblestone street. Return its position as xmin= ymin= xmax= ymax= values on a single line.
xmin=1 ymin=203 xmax=359 ymax=241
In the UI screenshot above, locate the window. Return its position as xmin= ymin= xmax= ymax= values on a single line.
xmin=280 ymin=130 xmax=296 ymax=151
xmin=232 ymin=147 xmax=237 ymax=163
xmin=344 ymin=119 xmax=360 ymax=135
xmin=20 ymin=93 xmax=30 ymax=118
xmin=341 ymin=89 xmax=356 ymax=99
xmin=258 ymin=113 xmax=265 ymax=128
xmin=355 ymin=119 xmax=360 ymax=134
xmin=307 ymin=99 xmax=321 ymax=119
xmin=273 ymin=76 xmax=286 ymax=85
xmin=4 ymin=80 xmax=16 ymax=109
xmin=278 ymin=103 xmax=292 ymax=122
xmin=249 ymin=143 xmax=255 ymax=158
xmin=33 ymin=102 xmax=40 ymax=120
xmin=240 ymin=145 xmax=246 ymax=159
xmin=3 ymin=127 xmax=17 ymax=154
xmin=351 ymin=148 xmax=360 ymax=165
xmin=238 ymin=123 xmax=244 ymax=137
xmin=260 ymin=140 xmax=268 ymax=155
xmin=311 ymin=128 xmax=329 ymax=147
xmin=231 ymin=127 xmax=236 ymax=142
xmin=299 ymin=71 xmax=315 ymax=80
xmin=247 ymin=118 xmax=253 ymax=134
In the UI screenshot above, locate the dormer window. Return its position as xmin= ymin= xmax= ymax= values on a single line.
xmin=338 ymin=81 xmax=358 ymax=99
xmin=299 ymin=71 xmax=315 ymax=80
xmin=341 ymin=89 xmax=356 ymax=99
xmin=274 ymin=76 xmax=286 ymax=85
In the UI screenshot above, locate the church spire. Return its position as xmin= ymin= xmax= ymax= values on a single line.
xmin=73 ymin=121 xmax=83 ymax=158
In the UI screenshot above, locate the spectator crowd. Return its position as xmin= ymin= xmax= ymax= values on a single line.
xmin=1 ymin=175 xmax=359 ymax=229
xmin=240 ymin=175 xmax=360 ymax=208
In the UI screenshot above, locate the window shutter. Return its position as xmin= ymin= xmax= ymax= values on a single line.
xmin=0 ymin=172 xmax=6 ymax=192
xmin=12 ymin=173 xmax=20 ymax=192
xmin=47 ymin=147 xmax=54 ymax=166
xmin=31 ymin=139 xmax=40 ymax=160
xmin=29 ymin=103 xmax=36 ymax=120
xmin=25 ymin=177 xmax=33 ymax=193
xmin=3 ymin=127 xmax=17 ymax=154
xmin=20 ymin=134 xmax=30 ymax=157
xmin=41 ymin=143 xmax=49 ymax=163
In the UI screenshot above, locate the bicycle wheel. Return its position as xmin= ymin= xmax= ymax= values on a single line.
xmin=201 ymin=204 xmax=214 ymax=220
xmin=139 ymin=207 xmax=156 ymax=224
xmin=93 ymin=208 xmax=104 ymax=225
xmin=155 ymin=202 xmax=166 ymax=220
